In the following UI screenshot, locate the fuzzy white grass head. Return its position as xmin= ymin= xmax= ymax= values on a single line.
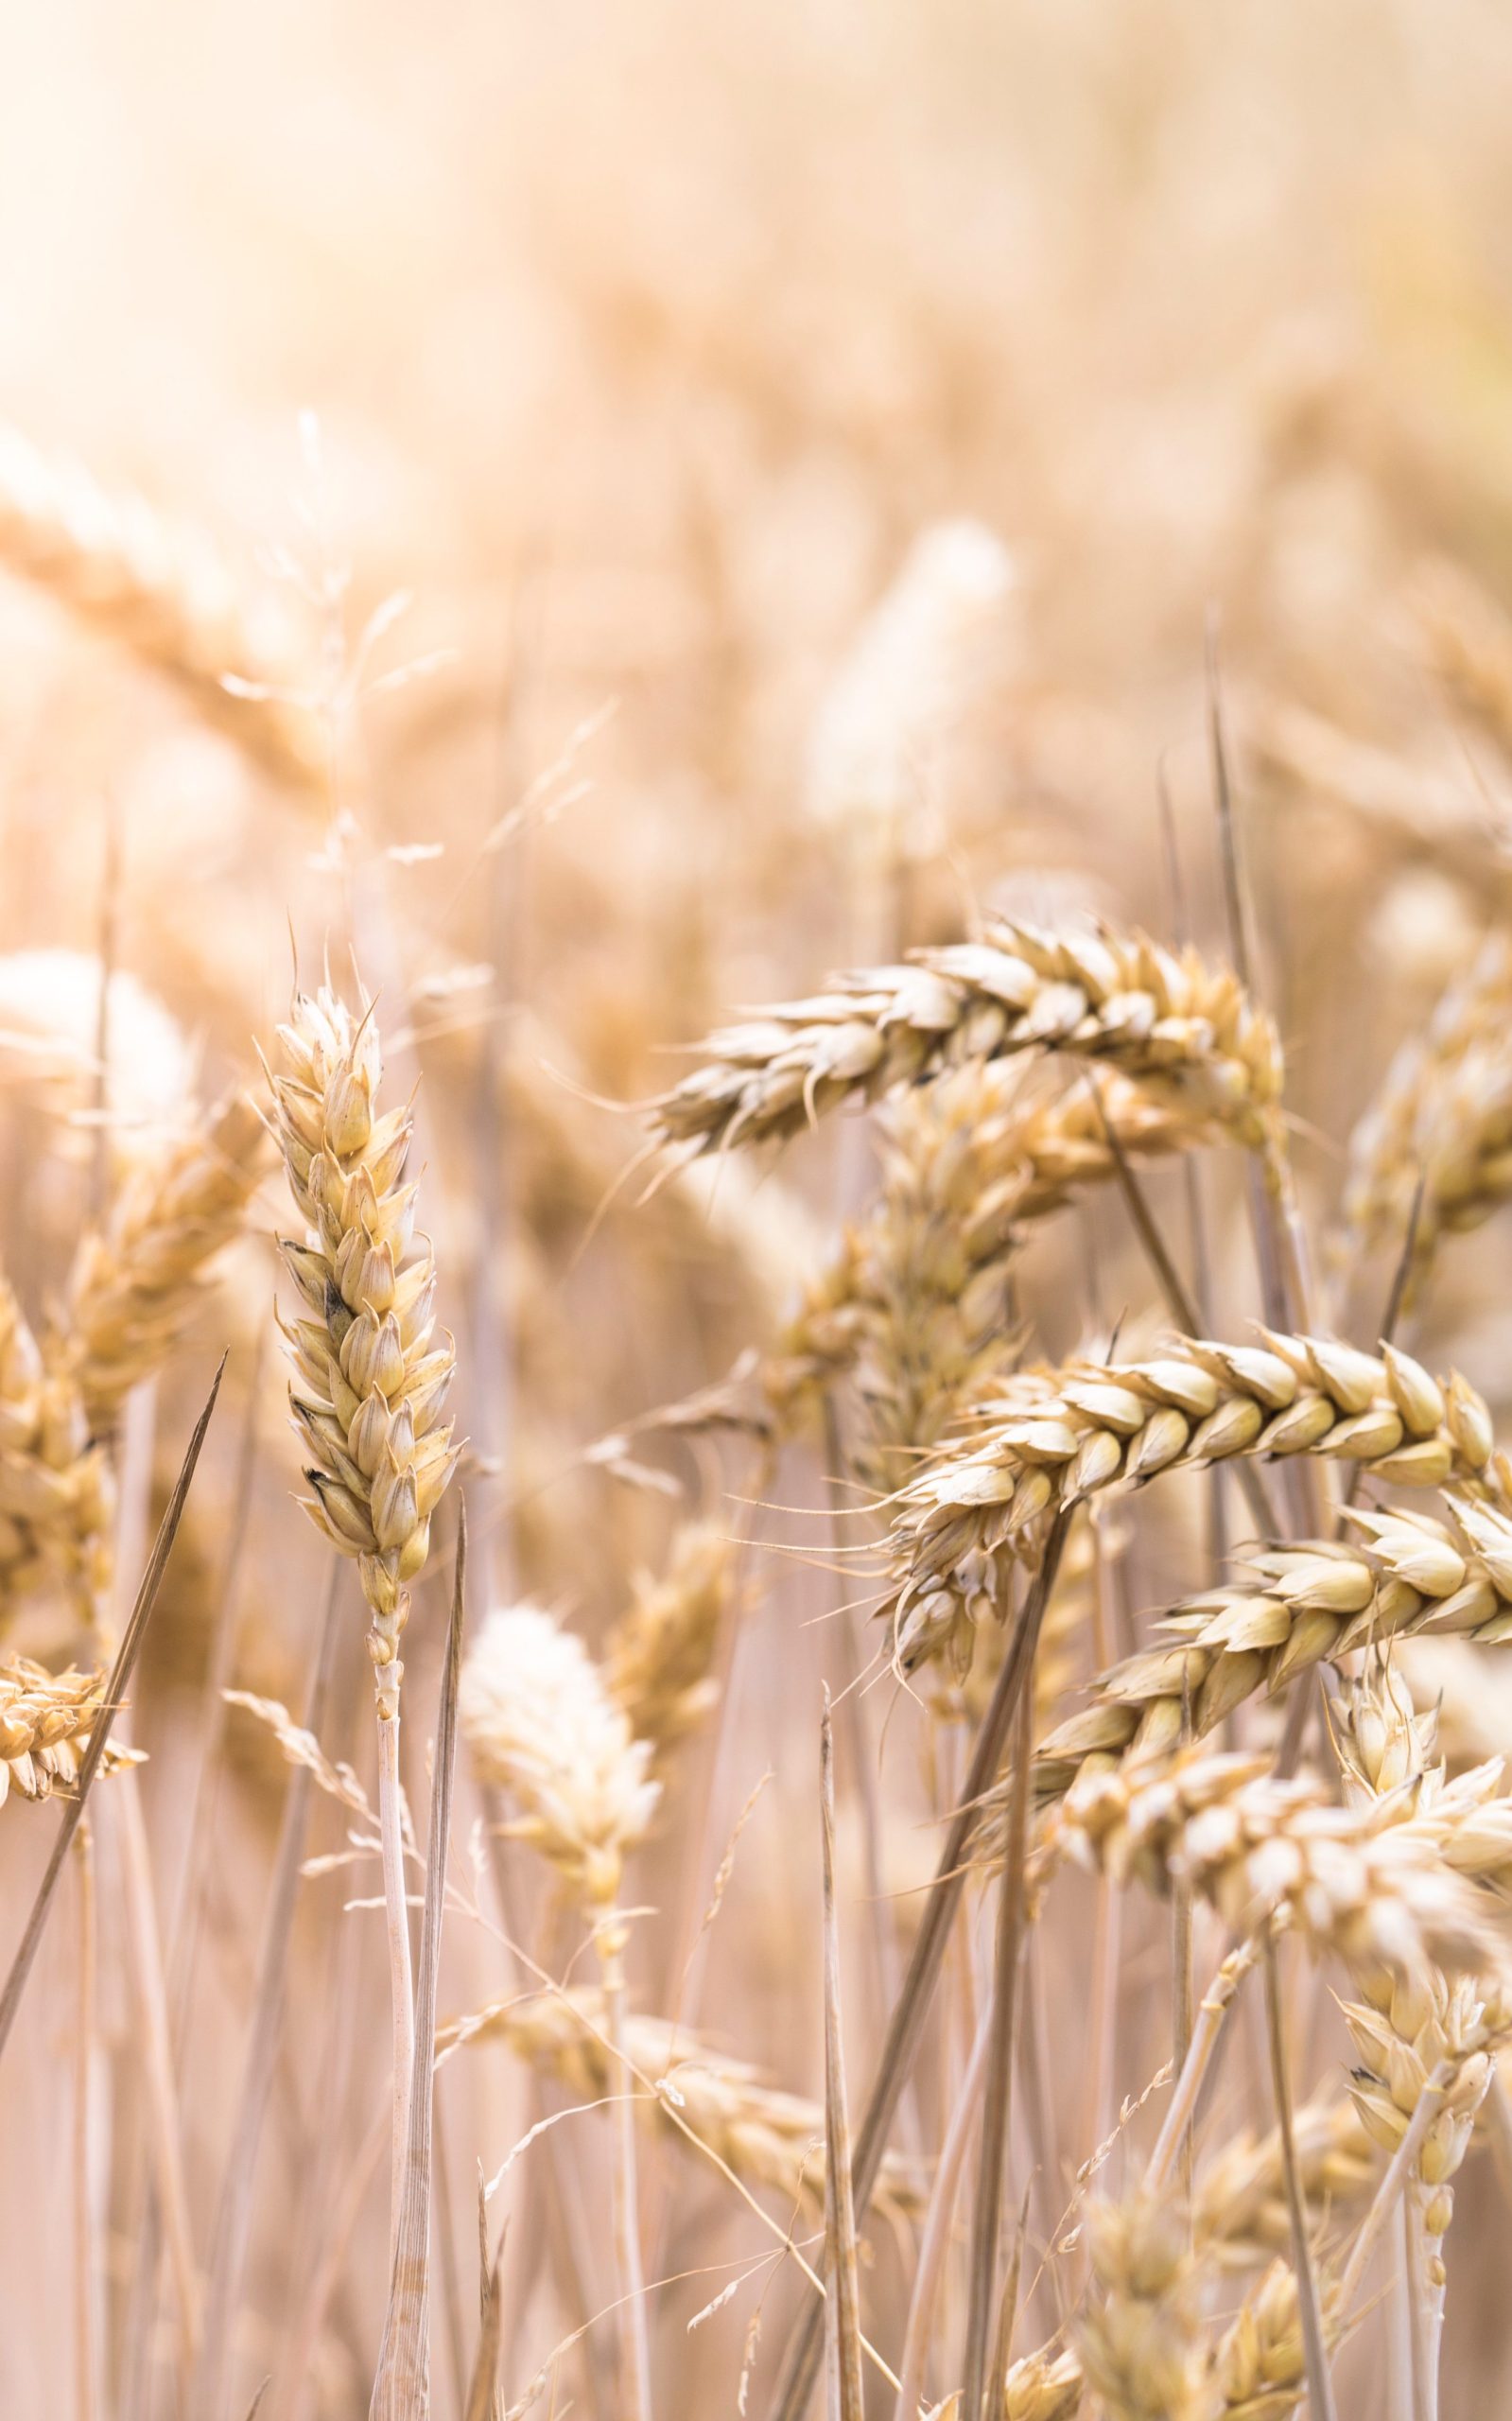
xmin=461 ymin=1600 xmax=660 ymax=1910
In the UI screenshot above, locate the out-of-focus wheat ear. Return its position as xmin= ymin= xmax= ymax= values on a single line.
xmin=189 ymin=1560 xmax=344 ymax=2421
xmin=962 ymin=1680 xmax=1033 ymax=2421
xmin=820 ymin=1692 xmax=864 ymax=2421
xmin=770 ymin=1514 xmax=1070 ymax=2421
xmin=371 ymin=1500 xmax=466 ymax=2421
xmin=1261 ymin=1938 xmax=1339 ymax=2421
xmin=0 ymin=1351 xmax=223 ymax=2064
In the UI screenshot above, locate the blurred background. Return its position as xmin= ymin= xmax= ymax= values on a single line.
xmin=5 ymin=0 xmax=1512 ymax=2410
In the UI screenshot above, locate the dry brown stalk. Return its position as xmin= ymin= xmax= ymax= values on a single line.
xmin=62 ymin=1090 xmax=269 ymax=1420
xmin=449 ymin=1982 xmax=920 ymax=2216
xmin=1336 ymin=932 xmax=1512 ymax=1298
xmin=1033 ymin=1496 xmax=1512 ymax=1803
xmin=652 ymin=919 xmax=1284 ymax=1165
xmin=887 ymin=1333 xmax=1495 ymax=1643
xmin=0 ymin=422 xmax=322 ymax=782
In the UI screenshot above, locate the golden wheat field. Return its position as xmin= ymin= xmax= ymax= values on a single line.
xmin=15 ymin=5 xmax=1512 ymax=2417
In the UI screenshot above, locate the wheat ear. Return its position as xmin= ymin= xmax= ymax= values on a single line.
xmin=887 ymin=1333 xmax=1495 ymax=1640
xmin=268 ymin=981 xmax=457 ymax=2250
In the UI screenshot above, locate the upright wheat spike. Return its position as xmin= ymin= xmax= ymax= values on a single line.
xmin=1337 ymin=931 xmax=1512 ymax=1298
xmin=62 ymin=1091 xmax=269 ymax=1420
xmin=1211 ymin=2259 xmax=1336 ymax=2421
xmin=888 ymin=1334 xmax=1494 ymax=1640
xmin=652 ymin=919 xmax=1284 ymax=1165
xmin=1032 ymin=1497 xmax=1512 ymax=1803
xmin=0 ymin=422 xmax=322 ymax=783
xmin=268 ymin=980 xmax=457 ymax=2252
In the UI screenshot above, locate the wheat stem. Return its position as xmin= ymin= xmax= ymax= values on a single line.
xmin=378 ymin=1706 xmax=416 ymax=2255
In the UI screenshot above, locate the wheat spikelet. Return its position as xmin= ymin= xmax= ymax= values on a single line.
xmin=443 ymin=1984 xmax=920 ymax=2215
xmin=1337 ymin=932 xmax=1512 ymax=1291
xmin=0 ymin=423 xmax=322 ymax=783
xmin=1076 ymin=2191 xmax=1208 ymax=2421
xmin=652 ymin=920 xmax=1284 ymax=1164
xmin=888 ymin=1334 xmax=1495 ymax=1642
xmin=62 ymin=1091 xmax=269 ymax=1420
xmin=1002 ymin=2347 xmax=1083 ymax=2421
xmin=1033 ymin=1497 xmax=1512 ymax=1803
xmin=0 ymin=1653 xmax=140 ymax=1804
xmin=1210 ymin=2259 xmax=1334 ymax=2421
xmin=269 ymin=984 xmax=458 ymax=1718
xmin=602 ymin=1521 xmax=739 ymax=1767
xmin=1036 ymin=1748 xmax=1500 ymax=1982
xmin=461 ymin=1603 xmax=659 ymax=1910
xmin=0 ymin=1277 xmax=113 ymax=1623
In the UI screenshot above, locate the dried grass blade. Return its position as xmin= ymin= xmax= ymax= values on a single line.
xmin=370 ymin=1501 xmax=468 ymax=2421
xmin=0 ymin=1351 xmax=225 ymax=2064
xmin=820 ymin=1693 xmax=863 ymax=2421
xmin=467 ymin=2183 xmax=506 ymax=2421
xmin=771 ymin=1513 xmax=1069 ymax=2421
xmin=962 ymin=1684 xmax=1033 ymax=2421
xmin=189 ymin=1559 xmax=345 ymax=2420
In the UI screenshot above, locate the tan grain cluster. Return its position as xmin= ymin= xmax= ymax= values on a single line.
xmin=1033 ymin=1496 xmax=1512 ymax=1803
xmin=0 ymin=1652 xmax=135 ymax=1804
xmin=63 ymin=1091 xmax=269 ymax=1419
xmin=0 ymin=1275 xmax=113 ymax=1623
xmin=269 ymin=984 xmax=458 ymax=1718
xmin=602 ymin=1520 xmax=739 ymax=1767
xmin=1077 ymin=2192 xmax=1208 ymax=2421
xmin=1038 ymin=1748 xmax=1500 ymax=1981
xmin=888 ymin=1333 xmax=1495 ymax=1639
xmin=652 ymin=920 xmax=1284 ymax=1163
